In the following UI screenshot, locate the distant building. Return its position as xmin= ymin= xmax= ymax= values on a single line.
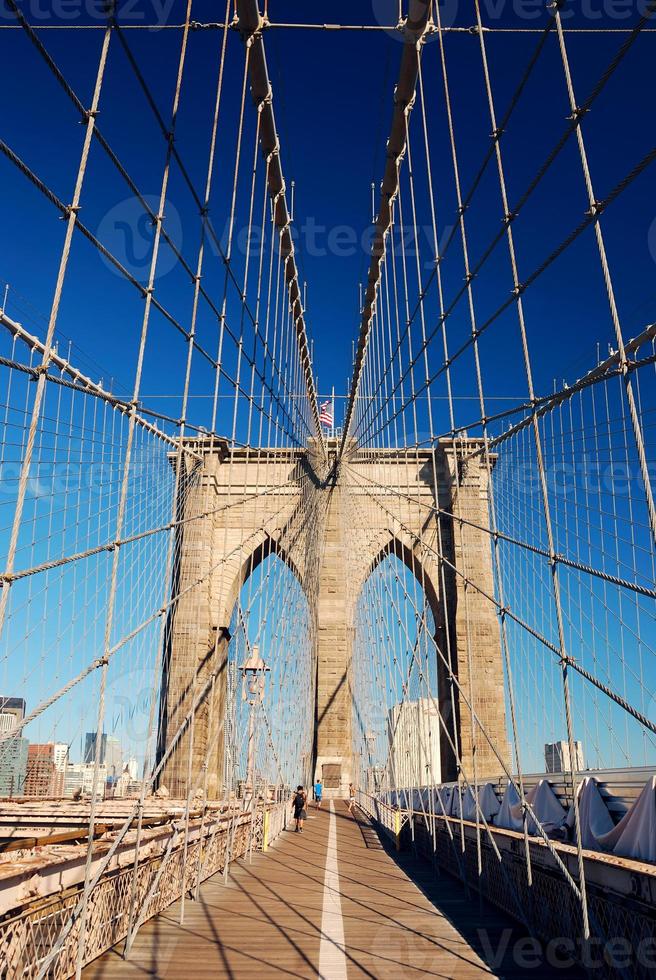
xmin=388 ymin=698 xmax=441 ymax=789
xmin=0 ymin=713 xmax=17 ymax=734
xmin=113 ymin=764 xmax=142 ymax=798
xmin=545 ymin=740 xmax=584 ymax=774
xmin=25 ymin=744 xmax=64 ymax=797
xmin=53 ymin=743 xmax=69 ymax=772
xmin=104 ymin=737 xmax=123 ymax=776
xmin=0 ymin=737 xmax=28 ymax=797
xmin=84 ymin=732 xmax=105 ymax=764
xmin=84 ymin=733 xmax=123 ymax=776
xmin=0 ymin=697 xmax=26 ymax=727
xmin=64 ymin=762 xmax=107 ymax=799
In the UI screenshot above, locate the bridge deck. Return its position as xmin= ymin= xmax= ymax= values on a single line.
xmin=83 ymin=801 xmax=574 ymax=979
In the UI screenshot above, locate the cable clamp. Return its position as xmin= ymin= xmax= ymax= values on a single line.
xmin=586 ymin=201 xmax=605 ymax=218
xmin=491 ymin=127 xmax=503 ymax=141
xmin=512 ymin=284 xmax=525 ymax=297
xmin=503 ymin=212 xmax=516 ymax=226
xmin=568 ymin=105 xmax=588 ymax=122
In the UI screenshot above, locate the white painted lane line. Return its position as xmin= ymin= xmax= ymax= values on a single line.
xmin=318 ymin=800 xmax=348 ymax=979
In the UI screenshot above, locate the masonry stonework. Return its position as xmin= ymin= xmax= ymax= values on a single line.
xmin=160 ymin=439 xmax=509 ymax=798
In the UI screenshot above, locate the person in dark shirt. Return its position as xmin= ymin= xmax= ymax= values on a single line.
xmin=292 ymin=785 xmax=308 ymax=832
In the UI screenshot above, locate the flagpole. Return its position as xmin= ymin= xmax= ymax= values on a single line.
xmin=331 ymin=386 xmax=335 ymax=440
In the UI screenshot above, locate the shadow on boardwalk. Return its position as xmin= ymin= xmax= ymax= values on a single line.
xmin=361 ymin=811 xmax=583 ymax=980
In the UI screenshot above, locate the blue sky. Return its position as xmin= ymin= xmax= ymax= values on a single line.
xmin=0 ymin=1 xmax=654 ymax=774
xmin=0 ymin=1 xmax=654 ymax=426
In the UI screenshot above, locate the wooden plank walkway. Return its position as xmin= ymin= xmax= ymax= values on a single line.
xmin=83 ymin=801 xmax=579 ymax=979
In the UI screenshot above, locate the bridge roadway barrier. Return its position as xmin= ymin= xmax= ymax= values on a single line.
xmin=358 ymin=790 xmax=656 ymax=979
xmin=0 ymin=797 xmax=289 ymax=978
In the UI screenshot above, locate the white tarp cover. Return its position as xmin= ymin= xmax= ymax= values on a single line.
xmin=479 ymin=782 xmax=502 ymax=820
xmin=449 ymin=785 xmax=463 ymax=817
xmin=495 ymin=781 xmax=523 ymax=831
xmin=460 ymin=783 xmax=501 ymax=822
xmin=495 ymin=779 xmax=566 ymax=834
xmin=461 ymin=786 xmax=478 ymax=821
xmin=390 ymin=776 xmax=656 ymax=863
xmin=565 ymin=777 xmax=614 ymax=850
xmin=433 ymin=786 xmax=453 ymax=816
xmin=524 ymin=779 xmax=568 ymax=834
xmin=595 ymin=776 xmax=656 ymax=862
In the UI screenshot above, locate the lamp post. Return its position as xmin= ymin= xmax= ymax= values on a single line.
xmin=238 ymin=645 xmax=270 ymax=795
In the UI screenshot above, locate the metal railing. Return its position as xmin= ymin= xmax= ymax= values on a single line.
xmin=0 ymin=799 xmax=289 ymax=978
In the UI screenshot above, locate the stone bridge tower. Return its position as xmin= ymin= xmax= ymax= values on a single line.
xmin=159 ymin=438 xmax=509 ymax=799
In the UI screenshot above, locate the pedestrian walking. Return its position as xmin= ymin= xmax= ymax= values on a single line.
xmin=292 ymin=785 xmax=307 ymax=832
xmin=347 ymin=782 xmax=356 ymax=813
xmin=314 ymin=777 xmax=323 ymax=809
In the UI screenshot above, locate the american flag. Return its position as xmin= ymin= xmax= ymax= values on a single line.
xmin=319 ymin=400 xmax=333 ymax=427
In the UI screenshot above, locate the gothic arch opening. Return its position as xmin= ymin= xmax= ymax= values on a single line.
xmin=223 ymin=551 xmax=314 ymax=794
xmin=351 ymin=544 xmax=451 ymax=797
